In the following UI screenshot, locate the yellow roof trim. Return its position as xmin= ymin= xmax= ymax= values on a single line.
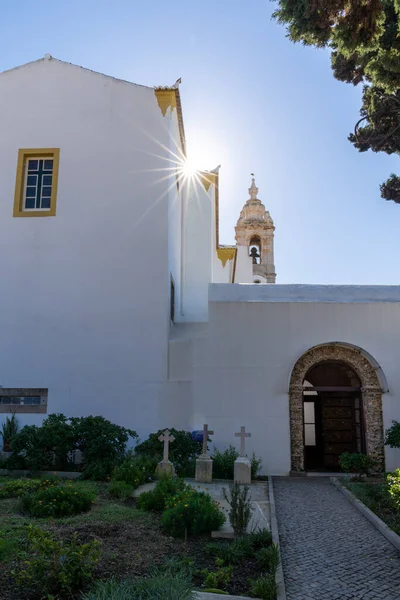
xmin=154 ymin=88 xmax=186 ymax=156
xmin=217 ymin=247 xmax=236 ymax=267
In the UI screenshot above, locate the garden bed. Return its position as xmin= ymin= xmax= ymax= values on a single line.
xmin=0 ymin=478 xmax=272 ymax=599
xmin=342 ymin=479 xmax=400 ymax=536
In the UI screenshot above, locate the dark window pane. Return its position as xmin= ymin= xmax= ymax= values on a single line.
xmin=27 ymin=175 xmax=37 ymax=186
xmin=42 ymin=175 xmax=52 ymax=186
xmin=25 ymin=197 xmax=35 ymax=209
xmin=28 ymin=160 xmax=38 ymax=171
xmin=26 ymin=187 xmax=36 ymax=198
xmin=41 ymin=197 xmax=51 ymax=209
xmin=42 ymin=186 xmax=52 ymax=197
xmin=0 ymin=396 xmax=41 ymax=405
xmin=43 ymin=160 xmax=53 ymax=171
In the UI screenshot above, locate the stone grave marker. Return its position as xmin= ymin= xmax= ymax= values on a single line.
xmin=234 ymin=426 xmax=251 ymax=484
xmin=155 ymin=428 xmax=176 ymax=478
xmin=195 ymin=423 xmax=214 ymax=483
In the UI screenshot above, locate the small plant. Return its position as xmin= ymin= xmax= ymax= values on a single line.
xmin=339 ymin=452 xmax=377 ymax=476
xmin=112 ymin=453 xmax=156 ymax=488
xmin=108 ymin=480 xmax=135 ymax=501
xmin=82 ymin=569 xmax=194 ymax=600
xmin=20 ymin=484 xmax=96 ymax=517
xmin=1 ymin=414 xmax=19 ymax=451
xmin=137 ymin=477 xmax=187 ymax=512
xmin=249 ymin=574 xmax=277 ymax=600
xmin=256 ymin=544 xmax=280 ymax=573
xmin=201 ymin=557 xmax=233 ymax=590
xmin=14 ymin=525 xmax=100 ymax=598
xmin=162 ymin=487 xmax=225 ymax=537
xmin=207 ymin=536 xmax=254 ymax=564
xmin=387 ymin=468 xmax=400 ymax=510
xmin=248 ymin=528 xmax=273 ymax=550
xmin=223 ymin=483 xmax=252 ymax=536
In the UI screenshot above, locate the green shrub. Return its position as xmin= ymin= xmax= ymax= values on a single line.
xmin=249 ymin=574 xmax=277 ymax=600
xmin=0 ymin=478 xmax=44 ymax=499
xmin=161 ymin=487 xmax=225 ymax=537
xmin=135 ymin=428 xmax=202 ymax=477
xmin=207 ymin=537 xmax=253 ymax=564
xmin=212 ymin=446 xmax=262 ymax=479
xmin=14 ymin=525 xmax=100 ymax=597
xmin=137 ymin=477 xmax=187 ymax=512
xmin=385 ymin=421 xmax=400 ymax=449
xmin=256 ymin=544 xmax=280 ymax=573
xmin=339 ymin=452 xmax=377 ymax=476
xmin=20 ymin=484 xmax=96 ymax=517
xmin=112 ymin=454 xmax=157 ymax=488
xmin=10 ymin=413 xmax=137 ymax=477
xmin=108 ymin=480 xmax=135 ymax=501
xmin=71 ymin=415 xmax=137 ymax=479
xmin=387 ymin=468 xmax=400 ymax=510
xmin=223 ymin=483 xmax=252 ymax=536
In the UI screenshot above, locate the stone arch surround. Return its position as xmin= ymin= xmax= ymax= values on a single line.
xmin=289 ymin=342 xmax=386 ymax=472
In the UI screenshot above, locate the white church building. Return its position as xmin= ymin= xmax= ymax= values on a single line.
xmin=1 ymin=55 xmax=400 ymax=474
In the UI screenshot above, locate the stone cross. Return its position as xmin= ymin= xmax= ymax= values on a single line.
xmin=201 ymin=423 xmax=214 ymax=456
xmin=235 ymin=426 xmax=251 ymax=457
xmin=159 ymin=428 xmax=175 ymax=461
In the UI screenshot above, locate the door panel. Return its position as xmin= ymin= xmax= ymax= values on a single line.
xmin=321 ymin=393 xmax=357 ymax=468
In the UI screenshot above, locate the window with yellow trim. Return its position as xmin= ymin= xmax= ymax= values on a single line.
xmin=13 ymin=148 xmax=60 ymax=217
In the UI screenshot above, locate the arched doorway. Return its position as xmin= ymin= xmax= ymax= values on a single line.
xmin=289 ymin=343 xmax=387 ymax=472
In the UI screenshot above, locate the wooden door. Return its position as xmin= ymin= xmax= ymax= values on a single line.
xmin=321 ymin=393 xmax=357 ymax=469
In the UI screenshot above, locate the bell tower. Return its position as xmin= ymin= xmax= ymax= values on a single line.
xmin=235 ymin=177 xmax=276 ymax=283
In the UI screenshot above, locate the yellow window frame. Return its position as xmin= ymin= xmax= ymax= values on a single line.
xmin=13 ymin=148 xmax=60 ymax=217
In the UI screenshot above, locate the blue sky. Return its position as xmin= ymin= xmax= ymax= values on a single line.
xmin=1 ymin=0 xmax=399 ymax=284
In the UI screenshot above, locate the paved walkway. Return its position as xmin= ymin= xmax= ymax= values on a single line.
xmin=274 ymin=478 xmax=400 ymax=600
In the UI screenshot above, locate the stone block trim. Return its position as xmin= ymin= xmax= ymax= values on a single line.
xmin=289 ymin=343 xmax=385 ymax=472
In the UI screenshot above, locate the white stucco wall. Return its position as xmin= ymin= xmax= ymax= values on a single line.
xmin=234 ymin=245 xmax=253 ymax=283
xmin=181 ymin=178 xmax=214 ymax=321
xmin=0 ymin=57 xmax=191 ymax=439
xmin=190 ymin=285 xmax=400 ymax=474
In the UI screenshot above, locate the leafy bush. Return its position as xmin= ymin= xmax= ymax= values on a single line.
xmin=137 ymin=477 xmax=187 ymax=512
xmin=108 ymin=480 xmax=135 ymax=501
xmin=10 ymin=413 xmax=137 ymax=478
xmin=387 ymin=468 xmax=400 ymax=510
xmin=249 ymin=574 xmax=277 ymax=600
xmin=1 ymin=414 xmax=19 ymax=451
xmin=223 ymin=483 xmax=252 ymax=536
xmin=161 ymin=487 xmax=225 ymax=537
xmin=20 ymin=484 xmax=96 ymax=517
xmin=339 ymin=452 xmax=377 ymax=476
xmin=71 ymin=416 xmax=137 ymax=479
xmin=212 ymin=446 xmax=262 ymax=480
xmin=0 ymin=478 xmax=44 ymax=499
xmin=14 ymin=525 xmax=100 ymax=598
xmin=385 ymin=421 xmax=400 ymax=449
xmin=135 ymin=428 xmax=202 ymax=477
xmin=112 ymin=453 xmax=156 ymax=488
xmin=256 ymin=544 xmax=280 ymax=573
xmin=82 ymin=569 xmax=194 ymax=600
xmin=201 ymin=557 xmax=233 ymax=590
xmin=247 ymin=528 xmax=273 ymax=550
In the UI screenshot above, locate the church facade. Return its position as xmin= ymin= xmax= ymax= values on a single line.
xmin=1 ymin=56 xmax=400 ymax=474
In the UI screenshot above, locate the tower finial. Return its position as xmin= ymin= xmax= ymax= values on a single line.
xmin=249 ymin=174 xmax=258 ymax=200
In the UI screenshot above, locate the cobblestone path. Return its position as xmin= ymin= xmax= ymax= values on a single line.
xmin=274 ymin=478 xmax=400 ymax=600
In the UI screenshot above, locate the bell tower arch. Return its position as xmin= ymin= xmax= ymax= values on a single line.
xmin=235 ymin=177 xmax=276 ymax=283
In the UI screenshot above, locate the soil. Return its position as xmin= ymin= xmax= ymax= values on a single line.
xmin=0 ymin=497 xmax=264 ymax=599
